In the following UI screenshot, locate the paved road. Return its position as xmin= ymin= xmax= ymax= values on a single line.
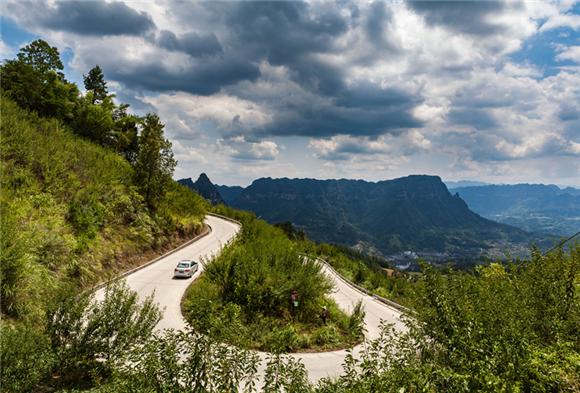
xmin=98 ymin=215 xmax=405 ymax=381
xmin=95 ymin=215 xmax=240 ymax=330
xmin=289 ymin=263 xmax=405 ymax=381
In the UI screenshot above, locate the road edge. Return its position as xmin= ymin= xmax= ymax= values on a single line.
xmin=92 ymin=223 xmax=212 ymax=292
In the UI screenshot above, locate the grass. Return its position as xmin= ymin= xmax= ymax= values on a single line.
xmin=0 ymin=97 xmax=208 ymax=322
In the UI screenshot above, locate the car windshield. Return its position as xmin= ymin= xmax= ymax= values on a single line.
xmin=177 ymin=262 xmax=190 ymax=268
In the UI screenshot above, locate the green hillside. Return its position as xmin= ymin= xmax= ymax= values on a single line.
xmin=0 ymin=97 xmax=208 ymax=322
xmin=454 ymin=184 xmax=580 ymax=236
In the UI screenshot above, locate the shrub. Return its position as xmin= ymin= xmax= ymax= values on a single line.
xmin=347 ymin=300 xmax=366 ymax=339
xmin=46 ymin=281 xmax=161 ymax=384
xmin=313 ymin=325 xmax=340 ymax=346
xmin=115 ymin=328 xmax=261 ymax=393
xmin=264 ymin=325 xmax=300 ymax=353
xmin=0 ymin=322 xmax=55 ymax=393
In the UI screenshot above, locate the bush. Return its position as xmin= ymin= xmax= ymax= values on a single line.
xmin=184 ymin=214 xmax=360 ymax=352
xmin=0 ymin=323 xmax=55 ymax=393
xmin=264 ymin=325 xmax=300 ymax=353
xmin=313 ymin=325 xmax=340 ymax=346
xmin=114 ymin=328 xmax=261 ymax=393
xmin=347 ymin=300 xmax=366 ymax=339
xmin=46 ymin=281 xmax=161 ymax=384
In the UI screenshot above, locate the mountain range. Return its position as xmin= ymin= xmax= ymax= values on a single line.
xmin=212 ymin=175 xmax=542 ymax=263
xmin=452 ymin=184 xmax=580 ymax=236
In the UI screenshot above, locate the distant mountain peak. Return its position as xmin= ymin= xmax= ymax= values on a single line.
xmin=197 ymin=173 xmax=211 ymax=182
xmin=178 ymin=174 xmax=225 ymax=205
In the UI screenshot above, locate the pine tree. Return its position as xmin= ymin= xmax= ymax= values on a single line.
xmin=83 ymin=65 xmax=108 ymax=104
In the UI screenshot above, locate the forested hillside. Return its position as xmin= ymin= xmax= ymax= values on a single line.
xmin=0 ymin=40 xmax=208 ymax=323
xmin=218 ymin=176 xmax=539 ymax=263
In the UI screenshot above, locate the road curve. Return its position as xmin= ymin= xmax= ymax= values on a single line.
xmin=288 ymin=262 xmax=405 ymax=381
xmin=96 ymin=215 xmax=240 ymax=331
xmin=98 ymin=215 xmax=405 ymax=381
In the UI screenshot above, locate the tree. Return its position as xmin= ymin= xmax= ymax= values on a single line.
xmin=83 ymin=65 xmax=108 ymax=104
xmin=71 ymin=94 xmax=116 ymax=146
xmin=112 ymin=104 xmax=140 ymax=163
xmin=1 ymin=39 xmax=78 ymax=120
xmin=16 ymin=39 xmax=64 ymax=76
xmin=133 ymin=114 xmax=176 ymax=210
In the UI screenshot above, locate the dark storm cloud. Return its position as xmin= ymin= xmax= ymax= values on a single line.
xmin=222 ymin=1 xmax=350 ymax=96
xmin=154 ymin=30 xmax=223 ymax=57
xmin=259 ymin=84 xmax=423 ymax=137
xmin=224 ymin=1 xmax=348 ymax=64
xmin=7 ymin=0 xmax=155 ymax=36
xmin=447 ymin=108 xmax=498 ymax=130
xmin=106 ymin=55 xmax=260 ymax=96
xmin=209 ymin=1 xmax=421 ymax=137
xmin=407 ymin=1 xmax=520 ymax=36
xmin=365 ymin=1 xmax=398 ymax=51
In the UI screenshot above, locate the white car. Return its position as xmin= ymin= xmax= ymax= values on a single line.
xmin=173 ymin=260 xmax=198 ymax=278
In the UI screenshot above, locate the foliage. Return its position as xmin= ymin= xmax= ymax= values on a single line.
xmin=0 ymin=97 xmax=206 ymax=327
xmin=0 ymin=322 xmax=55 ymax=393
xmin=83 ymin=65 xmax=108 ymax=104
xmin=113 ymin=328 xmax=261 ymax=392
xmin=16 ymin=39 xmax=64 ymax=75
xmin=1 ymin=39 xmax=178 ymax=208
xmin=184 ymin=212 xmax=363 ymax=352
xmin=0 ymin=282 xmax=162 ymax=392
xmin=45 ymin=281 xmax=161 ymax=385
xmin=133 ymin=113 xmax=176 ymax=210
xmin=0 ymin=203 xmax=27 ymax=317
xmin=263 ymin=354 xmax=311 ymax=393
xmin=303 ymin=241 xmax=417 ymax=308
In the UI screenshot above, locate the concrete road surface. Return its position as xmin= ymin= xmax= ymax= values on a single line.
xmin=98 ymin=214 xmax=406 ymax=381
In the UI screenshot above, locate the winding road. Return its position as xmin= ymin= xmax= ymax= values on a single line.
xmin=98 ymin=215 xmax=405 ymax=382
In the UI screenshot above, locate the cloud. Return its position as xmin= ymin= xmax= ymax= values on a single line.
xmin=556 ymin=45 xmax=580 ymax=63
xmin=142 ymin=92 xmax=272 ymax=140
xmin=218 ymin=136 xmax=280 ymax=161
xmin=0 ymin=38 xmax=17 ymax=59
xmin=539 ymin=13 xmax=580 ymax=32
xmin=406 ymin=1 xmax=522 ymax=36
xmin=70 ymin=36 xmax=260 ymax=95
xmin=153 ymin=30 xmax=223 ymax=57
xmin=3 ymin=0 xmax=579 ymax=186
xmin=308 ymin=130 xmax=431 ymax=161
xmin=6 ymin=0 xmax=155 ymax=36
xmin=447 ymin=108 xmax=499 ymax=130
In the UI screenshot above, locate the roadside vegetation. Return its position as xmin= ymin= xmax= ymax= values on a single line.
xmin=183 ymin=209 xmax=365 ymax=352
xmin=0 ymin=40 xmax=208 ymax=324
xmin=299 ymin=235 xmax=417 ymax=309
xmin=0 ymin=39 xmax=207 ymax=390
xmin=3 ymin=245 xmax=576 ymax=392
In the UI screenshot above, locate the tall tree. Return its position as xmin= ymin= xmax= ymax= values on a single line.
xmin=133 ymin=114 xmax=176 ymax=210
xmin=83 ymin=65 xmax=108 ymax=104
xmin=1 ymin=39 xmax=77 ymax=119
xmin=16 ymin=39 xmax=64 ymax=76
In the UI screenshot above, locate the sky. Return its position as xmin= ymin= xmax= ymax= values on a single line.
xmin=1 ymin=1 xmax=579 ymax=187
